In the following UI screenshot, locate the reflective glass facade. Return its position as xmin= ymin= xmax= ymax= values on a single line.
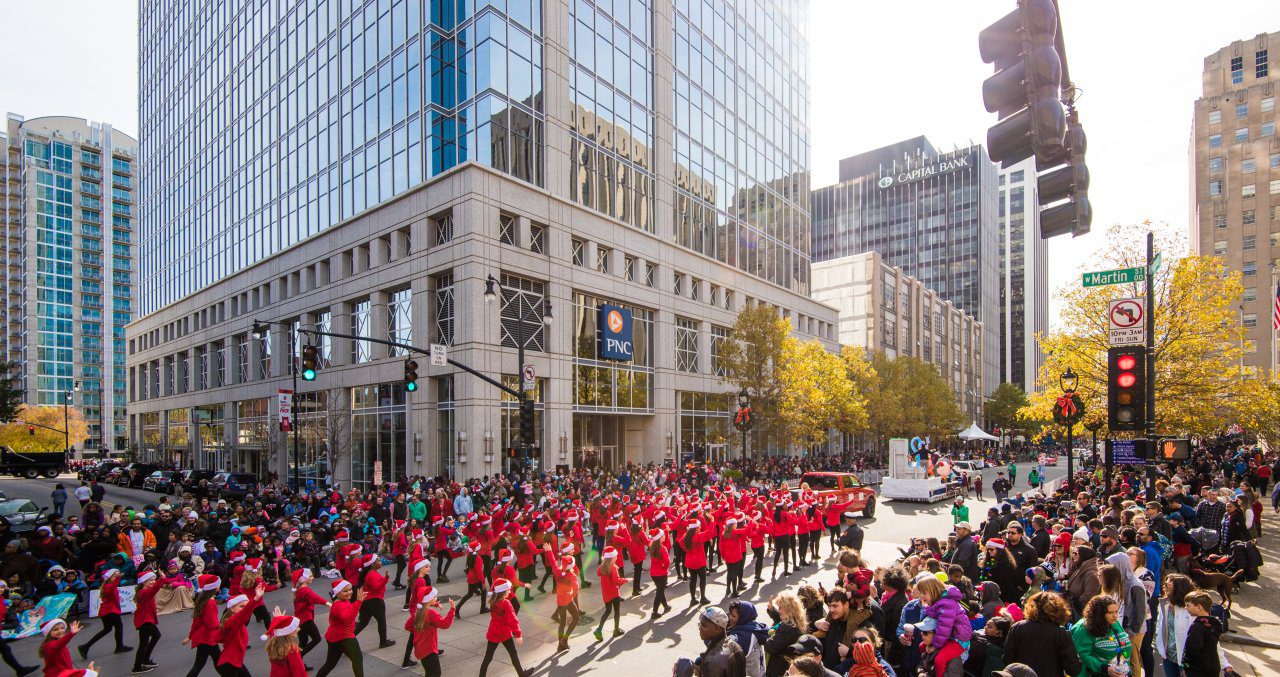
xmin=671 ymin=0 xmax=811 ymax=293
xmin=138 ymin=0 xmax=546 ymax=313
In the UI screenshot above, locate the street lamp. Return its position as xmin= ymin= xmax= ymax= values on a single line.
xmin=483 ymin=274 xmax=552 ymax=475
xmin=64 ymin=380 xmax=80 ymax=459
xmin=735 ymin=387 xmax=751 ymax=461
xmin=1060 ymin=366 xmax=1077 ymax=492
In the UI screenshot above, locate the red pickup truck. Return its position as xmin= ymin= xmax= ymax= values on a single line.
xmin=792 ymin=471 xmax=878 ymax=517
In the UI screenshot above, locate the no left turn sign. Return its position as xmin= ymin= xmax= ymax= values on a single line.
xmin=1108 ymin=297 xmax=1145 ymax=346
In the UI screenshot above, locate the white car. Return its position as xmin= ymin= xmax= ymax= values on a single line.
xmin=952 ymin=460 xmax=985 ymax=472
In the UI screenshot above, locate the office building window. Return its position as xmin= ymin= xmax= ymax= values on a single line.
xmin=1244 ymin=235 xmax=1256 ymax=251
xmin=675 ymin=317 xmax=699 ymax=373
xmin=1236 ymin=103 xmax=1249 ymax=118
xmin=499 ymin=213 xmax=517 ymax=246
xmin=596 ymin=246 xmax=611 ymax=274
xmin=434 ymin=214 xmax=454 ymax=246
xmin=1272 ymin=153 xmax=1280 ymax=168
xmin=1264 ymin=122 xmax=1276 ymax=138
xmin=1258 ymin=49 xmax=1269 ymax=78
xmin=258 ymin=333 xmax=271 ymax=380
xmin=673 ymin=273 xmax=684 ymax=296
xmin=1210 ymin=134 xmax=1221 ymax=148
xmin=711 ymin=325 xmax=730 ymax=376
xmin=315 ymin=312 xmax=332 ymax=366
xmin=1209 ymin=181 xmax=1222 ymax=196
xmin=724 ymin=290 xmax=734 ymax=310
xmin=645 ymin=263 xmax=656 ymax=288
xmin=571 ymin=238 xmax=585 ymax=267
xmin=1244 ymin=287 xmax=1258 ymax=303
xmin=1214 ymin=241 xmax=1227 ymax=256
xmin=499 ymin=273 xmax=546 ymax=352
xmin=1245 ymin=210 xmax=1257 ymax=225
xmin=1272 ymin=233 xmax=1280 ymax=248
xmin=624 ymin=256 xmax=636 ymax=282
xmin=1243 ymin=158 xmax=1256 ymax=173
xmin=1231 ymin=56 xmax=1244 ymax=84
xmin=1236 ymin=127 xmax=1249 ymax=143
xmin=1243 ymin=183 xmax=1256 ymax=198
xmin=1274 ymin=206 xmax=1280 ymax=221
xmin=1210 ymin=156 xmax=1222 ymax=171
xmin=529 ymin=223 xmax=545 ymax=254
xmin=433 ymin=273 xmax=454 ymax=347
xmin=1272 ymin=180 xmax=1280 ymax=195
xmin=237 ymin=336 xmax=249 ymax=383
xmin=709 ymin=285 xmax=719 ymax=307
xmin=1243 ymin=313 xmax=1257 ymax=328
xmin=690 ymin=278 xmax=700 ymax=301
xmin=352 ymin=299 xmax=371 ymax=363
xmin=1215 ymin=215 xmax=1227 ymax=229
xmin=1209 ymin=110 xmax=1222 ymax=124
xmin=1244 ymin=262 xmax=1257 ymax=277
xmin=388 ymin=288 xmax=412 ymax=356
xmin=1263 ymin=97 xmax=1276 ymax=113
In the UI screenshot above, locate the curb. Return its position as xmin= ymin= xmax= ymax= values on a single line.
xmin=1223 ymin=633 xmax=1280 ymax=650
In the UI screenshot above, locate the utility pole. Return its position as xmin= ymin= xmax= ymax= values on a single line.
xmin=1145 ymin=231 xmax=1156 ymax=498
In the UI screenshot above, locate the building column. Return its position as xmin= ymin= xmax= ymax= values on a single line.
xmin=331 ymin=301 xmax=354 ymax=367
xmin=370 ymin=290 xmax=390 ymax=361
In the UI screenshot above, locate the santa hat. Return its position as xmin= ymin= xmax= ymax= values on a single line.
xmin=259 ymin=615 xmax=301 ymax=642
xmin=499 ymin=548 xmax=514 ymax=563
xmin=335 ymin=529 xmax=350 ymax=541
xmin=489 ymin=578 xmax=512 ymax=595
xmin=560 ymin=555 xmax=576 ymax=569
xmin=605 ymin=520 xmax=619 ymax=531
xmin=40 ymin=618 xmax=67 ymax=636
xmin=226 ymin=594 xmax=249 ymax=608
xmin=56 ymin=670 xmax=97 ymax=677
xmin=751 ymin=511 xmax=762 ymax=521
xmin=602 ymin=546 xmax=618 ymax=560
xmin=291 ymin=568 xmax=313 ymax=591
xmin=987 ymin=538 xmax=1007 ymax=549
xmin=685 ymin=520 xmax=700 ymax=529
xmin=245 ymin=558 xmax=262 ymax=572
xmin=648 ymin=528 xmax=664 ymax=542
xmin=229 ymin=550 xmax=246 ymax=563
xmin=136 ymin=571 xmax=157 ymax=585
xmin=418 ymin=586 xmax=439 ymax=606
xmin=395 ymin=520 xmax=407 ymax=530
xmin=843 ymin=512 xmax=858 ymax=519
xmin=724 ymin=517 xmax=738 ymax=526
xmin=197 ymin=574 xmax=221 ymax=592
xmin=102 ymin=568 xmax=120 ymax=581
xmin=362 ymin=553 xmax=378 ymax=568
xmin=560 ymin=543 xmax=575 ymax=554
xmin=432 ymin=516 xmax=444 ymax=526
xmin=565 ymin=514 xmax=578 ymax=522
xmin=330 ymin=580 xmax=352 ymax=598
xmin=467 ymin=542 xmax=481 ymax=554
xmin=412 ymin=559 xmax=430 ymax=574
xmin=412 ymin=528 xmax=425 ymax=540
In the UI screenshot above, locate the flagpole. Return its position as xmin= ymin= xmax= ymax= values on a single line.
xmin=1272 ymin=264 xmax=1278 ymax=375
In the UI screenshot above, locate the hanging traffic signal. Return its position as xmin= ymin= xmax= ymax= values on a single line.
xmin=404 ymin=359 xmax=419 ymax=392
xmin=1107 ymin=346 xmax=1146 ymax=431
xmin=1037 ymin=119 xmax=1091 ymax=238
xmin=301 ymin=344 xmax=318 ymax=381
xmin=978 ymin=0 xmax=1065 ymax=167
xmin=518 ymin=399 xmax=535 ymax=445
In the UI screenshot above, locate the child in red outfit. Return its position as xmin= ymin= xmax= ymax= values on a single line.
xmin=38 ymin=619 xmax=81 ymax=677
xmin=593 ymin=547 xmax=630 ymax=641
xmin=406 ymin=586 xmax=455 ymax=677
xmin=262 ymin=613 xmax=307 ymax=677
xmin=478 ymin=579 xmax=526 ymax=677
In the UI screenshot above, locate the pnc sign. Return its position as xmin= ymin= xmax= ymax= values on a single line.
xmin=598 ymin=304 xmax=634 ymax=361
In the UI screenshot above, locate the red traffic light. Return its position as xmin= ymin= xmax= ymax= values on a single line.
xmin=1116 ymin=372 xmax=1137 ymax=388
xmin=1116 ymin=355 xmax=1137 ymax=370
xmin=27 ymin=426 xmax=35 ymax=436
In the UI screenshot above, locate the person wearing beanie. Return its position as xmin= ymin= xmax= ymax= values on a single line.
xmin=131 ymin=571 xmax=163 ymax=673
xmin=455 ymin=543 xmax=489 ymax=618
xmin=77 ymin=569 xmax=130 ymax=659
xmin=290 ymin=569 xmax=327 ymax=657
xmin=262 ymin=613 xmax=306 ymax=677
xmin=406 ymin=586 xmax=455 ymax=677
xmin=551 ymin=554 xmax=582 ymax=652
xmin=479 ymin=578 xmax=526 ymax=677
xmin=353 ymin=554 xmax=395 ymax=649
xmin=37 ymin=619 xmax=80 ymax=677
xmin=215 ymin=578 xmax=265 ymax=677
xmin=315 ymin=580 xmax=366 ymax=677
xmin=593 ymin=546 xmax=630 ymax=641
xmin=978 ymin=538 xmax=1022 ymax=605
xmin=182 ymin=574 xmax=223 ymax=677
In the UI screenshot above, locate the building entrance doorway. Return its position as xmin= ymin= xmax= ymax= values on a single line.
xmin=573 ymin=414 xmax=624 ymax=470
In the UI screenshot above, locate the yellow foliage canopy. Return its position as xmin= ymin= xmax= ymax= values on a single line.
xmin=0 ymin=404 xmax=90 ymax=452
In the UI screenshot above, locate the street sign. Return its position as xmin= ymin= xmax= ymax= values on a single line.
xmin=1108 ymin=297 xmax=1145 ymax=346
xmin=1109 ymin=439 xmax=1145 ymax=466
xmin=522 ymin=364 xmax=536 ymax=391
xmin=1083 ymin=266 xmax=1146 ymax=287
xmin=1149 ymin=252 xmax=1162 ymax=274
xmin=429 ymin=343 xmax=447 ymax=367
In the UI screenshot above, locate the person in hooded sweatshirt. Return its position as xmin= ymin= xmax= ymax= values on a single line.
xmin=1180 ymin=591 xmax=1223 ymax=677
xmin=726 ymin=600 xmax=770 ymax=677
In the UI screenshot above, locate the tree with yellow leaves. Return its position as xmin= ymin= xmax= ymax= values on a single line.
xmin=1021 ymin=223 xmax=1268 ymax=438
xmin=0 ymin=404 xmax=90 ymax=453
xmin=776 ymin=339 xmax=869 ymax=447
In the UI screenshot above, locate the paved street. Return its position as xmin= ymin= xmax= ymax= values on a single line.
xmin=0 ymin=463 xmax=1082 ymax=676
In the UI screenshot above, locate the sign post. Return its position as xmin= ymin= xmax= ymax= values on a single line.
xmin=277 ymin=390 xmax=293 ymax=432
xmin=1145 ymin=234 xmax=1157 ymax=498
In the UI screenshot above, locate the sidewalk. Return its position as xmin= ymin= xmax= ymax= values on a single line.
xmin=1214 ymin=517 xmax=1280 ymax=676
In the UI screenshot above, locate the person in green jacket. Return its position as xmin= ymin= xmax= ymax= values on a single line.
xmin=1027 ymin=467 xmax=1040 ymax=489
xmin=408 ymin=494 xmax=428 ymax=522
xmin=1009 ymin=463 xmax=1018 ymax=485
xmin=951 ymin=497 xmax=970 ymax=525
xmin=1071 ymin=595 xmax=1132 ymax=677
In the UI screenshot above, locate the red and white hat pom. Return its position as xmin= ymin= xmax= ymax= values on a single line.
xmin=259 ymin=614 xmax=301 ymax=642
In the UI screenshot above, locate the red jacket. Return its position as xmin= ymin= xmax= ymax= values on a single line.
xmin=294 ymin=585 xmax=327 ymax=623
xmin=490 ymin=563 xmax=524 ymax=589
xmin=625 ymin=530 xmax=648 ymax=564
xmin=409 ymin=578 xmax=430 ymax=609
xmin=392 ymin=532 xmax=409 ymax=557
xmin=40 ymin=628 xmax=77 ymax=677
xmin=188 ymin=597 xmax=221 ymax=646
xmin=679 ymin=528 xmax=713 ymax=570
xmin=269 ymin=647 xmax=308 ymax=677
xmin=553 ymin=559 xmax=580 ymax=607
xmin=485 ymin=597 xmax=522 ymax=643
xmin=97 ymin=577 xmax=121 ymax=616
xmin=598 ymin=563 xmax=629 ymax=603
xmin=466 ymin=554 xmax=486 ymax=585
xmin=362 ymin=569 xmax=388 ymax=600
xmin=514 ymin=539 xmax=536 ymax=570
xmin=719 ymin=527 xmax=747 ymax=564
xmin=133 ymin=581 xmax=161 ymax=627
xmin=216 ymin=594 xmax=260 ymax=668
xmin=406 ymin=605 xmax=455 ymax=659
xmin=824 ymin=498 xmax=857 ymax=527
xmin=324 ymin=598 xmax=362 ymax=642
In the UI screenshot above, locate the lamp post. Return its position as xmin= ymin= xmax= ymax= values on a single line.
xmin=736 ymin=388 xmax=750 ymax=461
xmin=484 ymin=274 xmax=552 ymax=476
xmin=1060 ymin=367 xmax=1078 ymax=492
xmin=64 ymin=380 xmax=80 ymax=459
xmin=253 ymin=321 xmax=301 ymax=492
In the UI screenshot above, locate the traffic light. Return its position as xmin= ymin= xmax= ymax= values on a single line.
xmin=1037 ymin=119 xmax=1092 ymax=238
xmin=1107 ymin=346 xmax=1146 ymax=431
xmin=404 ymin=359 xmax=419 ymax=392
xmin=27 ymin=425 xmax=34 ymax=436
xmin=518 ymin=399 xmax=535 ymax=445
xmin=301 ymin=344 xmax=318 ymax=381
xmin=979 ymin=0 xmax=1065 ymax=166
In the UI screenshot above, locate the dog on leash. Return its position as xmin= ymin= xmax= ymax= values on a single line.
xmin=1188 ymin=566 xmax=1245 ymax=610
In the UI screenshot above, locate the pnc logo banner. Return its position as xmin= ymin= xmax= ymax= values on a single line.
xmin=598 ymin=304 xmax=634 ymax=361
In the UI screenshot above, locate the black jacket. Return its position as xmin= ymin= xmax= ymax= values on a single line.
xmin=1182 ymin=616 xmax=1222 ymax=677
xmin=762 ymin=608 xmax=803 ymax=677
xmin=1003 ymin=619 xmax=1082 ymax=677
xmin=946 ymin=535 xmax=980 ymax=582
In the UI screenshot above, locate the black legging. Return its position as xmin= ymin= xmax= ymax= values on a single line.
xmin=538 ymin=563 xmax=556 ymax=592
xmin=595 ymin=598 xmax=621 ymax=634
xmin=81 ymin=613 xmax=126 ymax=653
xmin=809 ymin=530 xmax=820 ymax=560
xmin=393 ymin=555 xmax=406 ymax=587
xmin=554 ymin=601 xmax=581 ymax=641
xmin=420 ymin=653 xmax=443 ymax=677
xmin=772 ymin=535 xmax=793 ymax=576
xmin=184 ymin=644 xmax=221 ymax=677
xmin=437 ymin=554 xmax=453 ymax=578
xmin=687 ymin=566 xmax=707 ymax=603
xmin=457 ymin=582 xmax=488 ymax=616
xmin=315 ymin=637 xmax=363 ymax=677
xmin=752 ymin=546 xmax=765 ymax=581
xmin=673 ymin=547 xmax=687 ymax=579
xmin=478 ymin=638 xmax=525 ymax=677
xmin=827 ymin=525 xmax=840 ymax=552
xmin=354 ymin=598 xmax=389 ymax=644
xmin=0 ymin=638 xmax=31 ymax=672
xmin=652 ymin=575 xmax=670 ymax=614
xmin=299 ymin=619 xmax=322 ymax=656
xmin=215 ymin=664 xmax=250 ymax=677
xmin=133 ymin=622 xmax=161 ymax=670
xmin=797 ymin=532 xmax=810 ymax=565
xmin=631 ymin=562 xmax=644 ymax=596
xmin=725 ymin=560 xmax=744 ymax=598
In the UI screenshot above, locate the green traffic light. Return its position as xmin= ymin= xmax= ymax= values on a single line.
xmin=302 ymin=368 xmax=317 ymax=381
xmin=406 ymin=381 xmax=418 ymax=392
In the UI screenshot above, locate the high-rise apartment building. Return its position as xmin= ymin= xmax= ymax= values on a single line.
xmin=811 ymin=136 xmax=1000 ymax=412
xmin=811 ymin=251 xmax=985 ymax=424
xmin=1191 ymin=32 xmax=1279 ymax=372
xmin=997 ymin=159 xmax=1048 ymax=393
xmin=1 ymin=115 xmax=137 ymax=455
xmin=129 ymin=0 xmax=836 ymax=484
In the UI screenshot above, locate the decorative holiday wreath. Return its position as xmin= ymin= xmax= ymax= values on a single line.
xmin=733 ymin=406 xmax=754 ymax=432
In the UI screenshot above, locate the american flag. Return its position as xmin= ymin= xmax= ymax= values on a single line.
xmin=1274 ymin=283 xmax=1280 ymax=330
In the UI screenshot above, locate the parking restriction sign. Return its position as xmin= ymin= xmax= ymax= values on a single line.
xmin=1108 ymin=298 xmax=1145 ymax=346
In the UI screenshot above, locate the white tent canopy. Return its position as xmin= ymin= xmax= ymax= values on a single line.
xmin=957 ymin=422 xmax=999 ymax=441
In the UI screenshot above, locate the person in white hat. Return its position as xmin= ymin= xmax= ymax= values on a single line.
xmin=261 ymin=612 xmax=305 ymax=676
xmin=478 ymin=578 xmax=526 ymax=677
xmin=593 ymin=547 xmax=630 ymax=641
xmin=314 ymin=579 xmax=367 ymax=677
xmin=647 ymin=528 xmax=673 ymax=619
xmin=290 ymin=568 xmax=327 ymax=658
xmin=406 ymin=586 xmax=456 ymax=676
xmin=455 ymin=543 xmax=489 ymax=618
xmin=130 ymin=571 xmax=163 ymax=673
xmin=182 ymin=574 xmax=223 ymax=676
xmin=213 ymin=578 xmax=265 ymax=677
xmin=77 ymin=569 xmax=130 ymax=659
xmin=550 ymin=555 xmax=581 ymax=652
xmin=35 ymin=618 xmax=80 ymax=677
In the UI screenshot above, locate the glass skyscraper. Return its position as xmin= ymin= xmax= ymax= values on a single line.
xmin=2 ymin=115 xmax=136 ymax=455
xmin=130 ymin=0 xmax=833 ymax=482
xmin=811 ymin=136 xmax=1000 ymax=402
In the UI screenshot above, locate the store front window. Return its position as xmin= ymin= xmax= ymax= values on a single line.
xmin=351 ymin=384 xmax=407 ymax=489
xmin=166 ymin=408 xmax=190 ymax=466
xmin=292 ymin=392 xmax=330 ymax=489
xmin=235 ymin=398 xmax=270 ymax=476
xmin=677 ymin=391 xmax=732 ymax=466
xmin=572 ymin=292 xmax=654 ymax=411
xmin=141 ymin=412 xmax=162 ymax=461
xmin=193 ymin=405 xmax=225 ymax=470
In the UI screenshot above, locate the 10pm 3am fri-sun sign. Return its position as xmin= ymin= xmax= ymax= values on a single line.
xmin=1108 ymin=297 xmax=1145 ymax=347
